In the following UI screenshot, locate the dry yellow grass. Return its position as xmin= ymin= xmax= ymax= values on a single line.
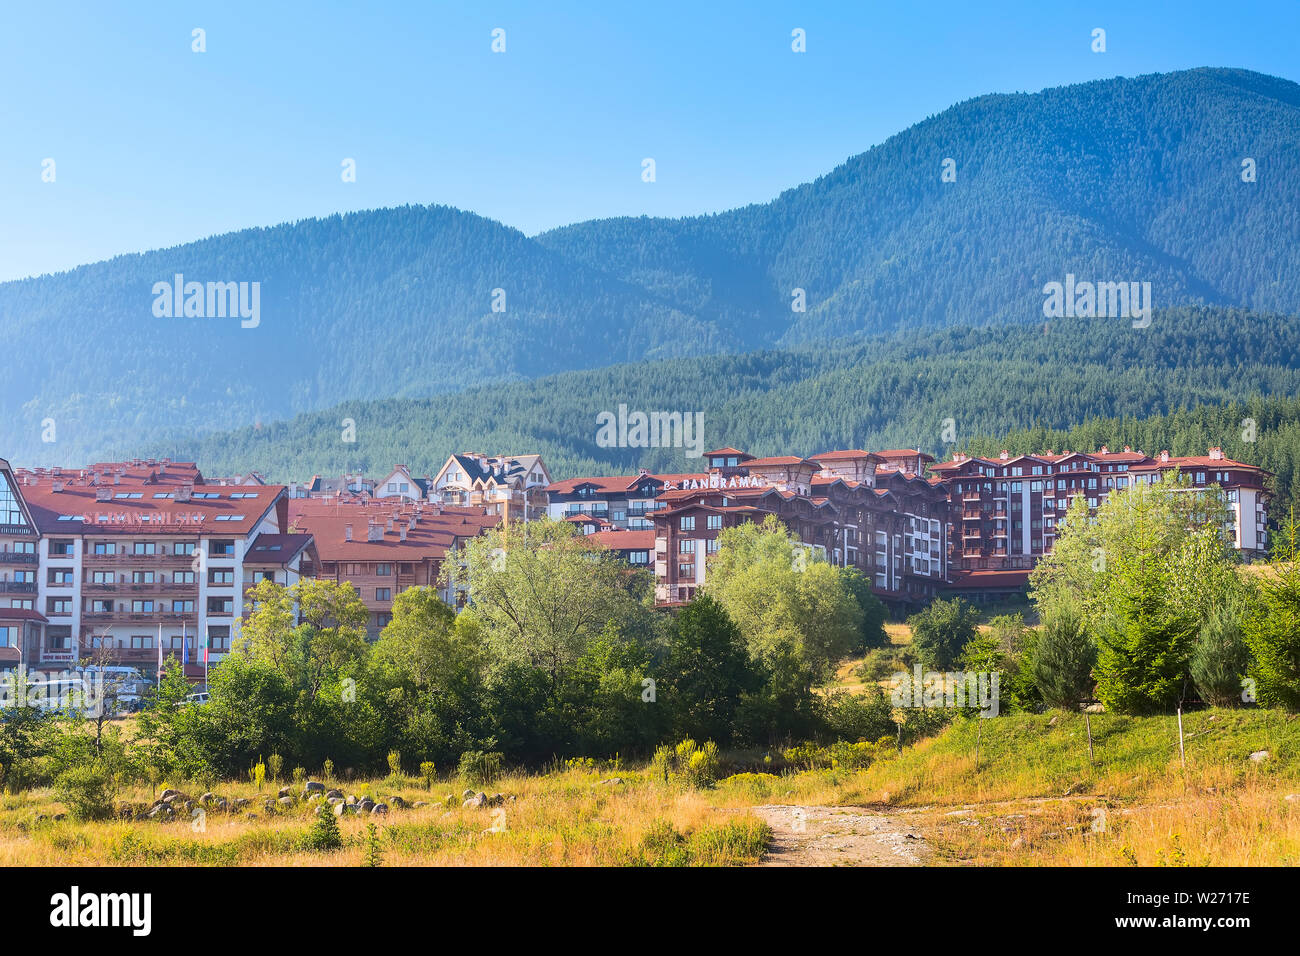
xmin=0 ymin=770 xmax=768 ymax=867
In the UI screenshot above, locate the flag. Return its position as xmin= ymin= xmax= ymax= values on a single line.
xmin=182 ymin=621 xmax=188 ymax=670
xmin=156 ymin=623 xmax=162 ymax=674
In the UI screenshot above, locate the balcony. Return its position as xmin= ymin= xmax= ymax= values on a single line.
xmin=0 ymin=581 xmax=36 ymax=594
xmin=0 ymin=551 xmax=38 ymax=565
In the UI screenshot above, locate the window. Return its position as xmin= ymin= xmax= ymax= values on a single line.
xmin=132 ymin=541 xmax=157 ymax=555
xmin=678 ymin=539 xmax=694 ymax=554
xmin=49 ymin=540 xmax=74 ymax=556
xmin=130 ymin=635 xmax=153 ymax=649
xmin=375 ymin=588 xmax=392 ymax=601
xmin=214 ymin=514 xmax=245 ymax=522
xmin=48 ymin=568 xmax=73 ymax=585
xmin=0 ymin=625 xmax=20 ymax=648
xmin=679 ymin=516 xmax=695 ymax=531
xmin=175 ymin=542 xmax=197 ymax=555
xmin=208 ymin=569 xmax=234 ymax=585
xmin=208 ymin=627 xmax=231 ymax=651
xmin=132 ymin=600 xmax=154 ymax=612
xmin=677 ymin=563 xmax=693 ymax=577
xmin=375 ymin=564 xmax=392 ymax=576
xmin=207 ymin=597 xmax=233 ymax=614
xmin=47 ymin=598 xmax=71 ymax=615
xmin=173 ymin=570 xmax=196 ymax=584
xmin=628 ymin=551 xmax=649 ymax=565
xmin=132 ymin=571 xmax=155 ymax=583
xmin=93 ymin=542 xmax=116 ymax=555
xmin=88 ymin=599 xmax=113 ymax=613
xmin=706 ymin=539 xmax=720 ymax=554
xmin=706 ymin=514 xmax=722 ymax=530
xmin=172 ymin=600 xmax=194 ymax=613
xmin=90 ymin=571 xmax=113 ymax=584
xmin=209 ymin=540 xmax=235 ymax=556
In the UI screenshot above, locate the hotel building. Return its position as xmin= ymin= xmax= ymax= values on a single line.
xmin=550 ymin=447 xmax=949 ymax=609
xmin=930 ymin=445 xmax=1271 ymax=578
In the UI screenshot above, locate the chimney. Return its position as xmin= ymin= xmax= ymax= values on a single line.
xmin=1100 ymin=445 xmax=1109 ymax=455
xmin=176 ymin=484 xmax=192 ymax=502
xmin=1123 ymin=445 xmax=1132 ymax=453
xmin=344 ymin=525 xmax=353 ymax=542
xmin=95 ymin=486 xmax=110 ymax=501
xmin=367 ymin=522 xmax=383 ymax=542
xmin=999 ymin=450 xmax=1009 ymax=461
xmin=113 ymin=474 xmax=121 ymax=485
xmin=386 ymin=518 xmax=394 ymax=532
xmin=53 ymin=480 xmax=65 ymax=493
xmin=399 ymin=527 xmax=407 ymax=542
xmin=1160 ymin=450 xmax=1170 ymax=463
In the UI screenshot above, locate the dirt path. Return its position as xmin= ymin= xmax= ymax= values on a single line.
xmin=751 ymin=804 xmax=932 ymax=866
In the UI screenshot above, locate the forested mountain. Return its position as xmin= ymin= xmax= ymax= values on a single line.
xmin=3 ymin=68 xmax=1299 ymax=465
xmin=539 ymin=68 xmax=1300 ymax=344
xmin=123 ymin=308 xmax=1300 ymax=511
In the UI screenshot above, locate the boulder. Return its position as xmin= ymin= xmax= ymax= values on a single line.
xmin=159 ymin=788 xmax=182 ymax=802
xmin=598 ymin=778 xmax=624 ymax=786
xmin=304 ymin=781 xmax=326 ymax=794
xmin=462 ymin=788 xmax=476 ymax=800
xmin=231 ymin=797 xmax=250 ymax=810
xmin=277 ymin=786 xmax=293 ymax=799
xmin=488 ymin=793 xmax=505 ymax=807
xmin=333 ymin=802 xmax=347 ymax=817
xmin=1250 ymin=750 xmax=1270 ymax=763
xmin=327 ymin=796 xmax=344 ymax=806
xmin=371 ymin=803 xmax=389 ymax=815
xmin=277 ymin=796 xmax=295 ymax=808
xmin=412 ymin=801 xmax=429 ymax=808
xmin=388 ymin=795 xmax=408 ymax=809
xmin=462 ymin=792 xmax=488 ymax=809
xmin=199 ymin=791 xmax=219 ymax=805
xmin=325 ymin=789 xmax=343 ymax=800
xmin=147 ymin=804 xmax=173 ymax=821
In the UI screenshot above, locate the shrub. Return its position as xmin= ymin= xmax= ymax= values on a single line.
xmin=291 ymin=766 xmax=306 ymax=787
xmin=782 ymin=742 xmax=833 ymax=771
xmin=267 ymin=753 xmax=283 ymax=782
xmin=387 ymin=750 xmax=402 ymax=776
xmin=457 ymin=750 xmax=503 ymax=787
xmin=54 ymin=764 xmax=117 ymax=822
xmin=301 ymin=804 xmax=343 ymax=851
xmin=908 ymin=598 xmax=981 ymax=669
xmin=419 ymin=761 xmax=437 ymax=790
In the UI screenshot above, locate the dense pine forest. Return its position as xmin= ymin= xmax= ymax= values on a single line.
xmin=3 ymin=68 xmax=1299 ymax=464
xmin=115 ymin=306 xmax=1300 ymax=516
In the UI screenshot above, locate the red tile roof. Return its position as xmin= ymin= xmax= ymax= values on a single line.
xmin=587 ymin=530 xmax=656 ymax=551
xmin=19 ymin=479 xmax=286 ymax=535
xmin=0 ymin=608 xmax=48 ymax=623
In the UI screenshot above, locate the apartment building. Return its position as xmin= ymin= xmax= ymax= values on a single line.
xmin=12 ymin=460 xmax=299 ymax=676
xmin=0 ymin=457 xmax=43 ymax=672
xmin=429 ymin=453 xmax=551 ymax=521
xmin=550 ymin=446 xmax=949 ymax=609
xmin=289 ymin=498 xmax=500 ymax=636
xmin=930 ymin=445 xmax=1271 ymax=575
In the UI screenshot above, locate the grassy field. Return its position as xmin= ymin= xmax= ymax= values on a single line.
xmin=3 ymin=705 xmax=1295 ymax=866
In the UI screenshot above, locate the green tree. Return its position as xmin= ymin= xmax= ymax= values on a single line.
xmin=1243 ymin=510 xmax=1300 ymax=709
xmin=907 ymin=598 xmax=980 ymax=670
xmin=1032 ymin=606 xmax=1097 ymax=709
xmin=660 ymin=595 xmax=760 ymax=745
xmin=705 ymin=516 xmax=862 ymax=678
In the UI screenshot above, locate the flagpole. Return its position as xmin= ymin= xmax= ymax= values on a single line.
xmin=156 ymin=622 xmax=162 ymax=687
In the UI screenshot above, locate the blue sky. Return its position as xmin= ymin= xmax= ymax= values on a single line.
xmin=2 ymin=0 xmax=1297 ymax=281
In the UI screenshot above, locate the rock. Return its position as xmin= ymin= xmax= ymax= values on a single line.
xmin=371 ymin=803 xmax=389 ymax=815
xmin=462 ymin=788 xmax=476 ymax=800
xmin=1285 ymin=794 xmax=1299 ymax=802
xmin=277 ymin=786 xmax=293 ymax=799
xmin=325 ymin=789 xmax=343 ymax=800
xmin=327 ymin=796 xmax=344 ymax=806
xmin=345 ymin=795 xmax=358 ymax=806
xmin=1047 ymin=716 xmax=1058 ymax=726
xmin=199 ymin=791 xmax=219 ymax=805
xmin=304 ymin=781 xmax=326 ymax=794
xmin=358 ymin=798 xmax=376 ymax=813
xmin=147 ymin=804 xmax=173 ymax=820
xmin=412 ymin=801 xmax=429 ymax=808
xmin=246 ymin=813 xmax=259 ymax=821
xmin=488 ymin=793 xmax=506 ymax=807
xmin=1249 ymin=750 xmax=1270 ymax=762
xmin=231 ymin=798 xmax=250 ymax=810
xmin=53 ymin=812 xmax=66 ymax=821
xmin=333 ymin=802 xmax=347 ymax=817
xmin=462 ymin=793 xmax=488 ymax=809
xmin=388 ymin=795 xmax=408 ymax=809
xmin=598 ymin=778 xmax=625 ymax=786
xmin=1084 ymin=703 xmax=1105 ymax=713
xmin=159 ymin=788 xmax=181 ymax=802
xmin=277 ymin=796 xmax=295 ymax=808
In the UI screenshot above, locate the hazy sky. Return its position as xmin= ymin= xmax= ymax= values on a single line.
xmin=2 ymin=0 xmax=1297 ymax=281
